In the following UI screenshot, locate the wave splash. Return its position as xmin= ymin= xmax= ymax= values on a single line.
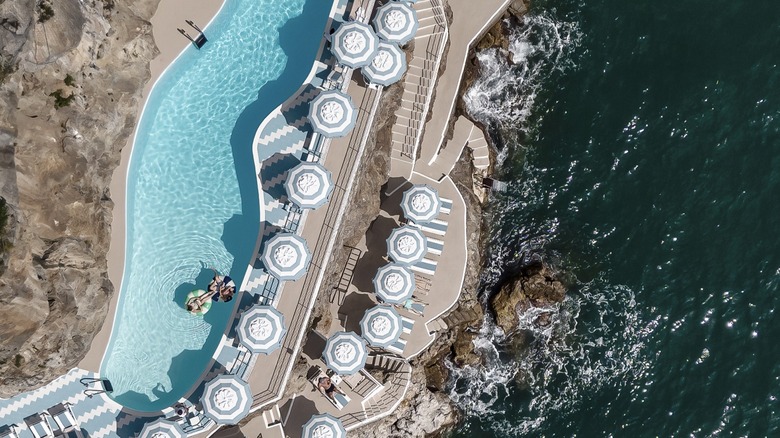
xmin=464 ymin=12 xmax=581 ymax=159
xmin=447 ymin=280 xmax=658 ymax=436
xmin=449 ymin=12 xmax=657 ymax=436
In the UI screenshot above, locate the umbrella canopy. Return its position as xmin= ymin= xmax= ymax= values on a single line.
xmin=360 ymin=305 xmax=403 ymax=348
xmin=400 ymin=184 xmax=441 ymax=224
xmin=138 ymin=419 xmax=186 ymax=438
xmin=372 ymin=1 xmax=419 ymax=45
xmin=372 ymin=262 xmax=415 ymax=304
xmin=285 ymin=162 xmax=334 ymax=209
xmin=237 ymin=304 xmax=287 ymax=354
xmin=362 ymin=41 xmax=407 ymax=86
xmin=331 ymin=21 xmax=379 ymax=68
xmin=302 ymin=413 xmax=346 ymax=438
xmin=323 ymin=331 xmax=368 ymax=375
xmin=201 ymin=375 xmax=251 ymax=425
xmin=308 ymin=90 xmax=357 ymax=138
xmin=386 ymin=225 xmax=427 ymax=265
xmin=261 ymin=233 xmax=312 ymax=281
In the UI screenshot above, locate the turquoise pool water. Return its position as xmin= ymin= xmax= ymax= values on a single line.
xmin=100 ymin=0 xmax=331 ymax=412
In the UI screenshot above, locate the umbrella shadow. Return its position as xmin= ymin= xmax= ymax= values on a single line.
xmin=339 ymin=292 xmax=376 ymax=334
xmin=351 ymin=215 xmax=399 ymax=291
xmin=380 ymin=180 xmax=408 ymax=218
xmin=301 ymin=330 xmax=328 ymax=361
xmin=279 ymin=396 xmax=318 ymax=435
xmin=259 ymin=153 xmax=301 ymax=201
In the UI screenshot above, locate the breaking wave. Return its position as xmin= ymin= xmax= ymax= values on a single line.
xmin=464 ymin=12 xmax=581 ymax=162
xmin=448 ymin=11 xmax=658 ymax=436
xmin=447 ymin=280 xmax=659 ymax=436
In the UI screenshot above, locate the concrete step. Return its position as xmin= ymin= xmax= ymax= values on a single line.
xmin=473 ymin=156 xmax=490 ymax=169
xmin=416 ymin=7 xmax=436 ymax=20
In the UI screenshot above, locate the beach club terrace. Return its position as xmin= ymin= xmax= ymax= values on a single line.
xmin=0 ymin=0 xmax=512 ymax=437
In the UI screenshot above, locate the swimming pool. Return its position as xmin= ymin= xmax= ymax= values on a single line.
xmin=101 ymin=0 xmax=332 ymax=412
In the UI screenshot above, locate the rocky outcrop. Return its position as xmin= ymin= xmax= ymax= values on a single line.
xmin=490 ymin=262 xmax=566 ymax=335
xmin=0 ymin=0 xmax=160 ymax=396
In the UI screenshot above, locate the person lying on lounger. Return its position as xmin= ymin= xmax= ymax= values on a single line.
xmin=317 ymin=376 xmax=346 ymax=403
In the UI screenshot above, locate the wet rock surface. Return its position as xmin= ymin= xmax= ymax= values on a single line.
xmin=490 ymin=261 xmax=567 ymax=335
xmin=0 ymin=0 xmax=160 ymax=396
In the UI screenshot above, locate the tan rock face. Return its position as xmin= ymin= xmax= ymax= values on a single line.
xmin=0 ymin=0 xmax=160 ymax=397
xmin=490 ymin=262 xmax=566 ymax=335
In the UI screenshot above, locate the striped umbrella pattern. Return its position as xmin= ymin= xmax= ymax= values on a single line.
xmin=386 ymin=225 xmax=427 ymax=266
xmin=261 ymin=233 xmax=312 ymax=281
xmin=285 ymin=162 xmax=334 ymax=209
xmin=401 ymin=184 xmax=441 ymax=224
xmin=302 ymin=413 xmax=346 ymax=438
xmin=372 ymin=1 xmax=419 ymax=45
xmin=138 ymin=419 xmax=186 ymax=438
xmin=200 ymin=375 xmax=251 ymax=425
xmin=308 ymin=90 xmax=357 ymax=138
xmin=331 ymin=21 xmax=379 ymax=68
xmin=237 ymin=305 xmax=287 ymax=354
xmin=373 ymin=262 xmax=415 ymax=304
xmin=360 ymin=305 xmax=403 ymax=348
xmin=362 ymin=41 xmax=407 ymax=86
xmin=323 ymin=331 xmax=368 ymax=375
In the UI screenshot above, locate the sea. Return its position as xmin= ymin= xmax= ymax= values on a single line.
xmin=447 ymin=0 xmax=780 ymax=436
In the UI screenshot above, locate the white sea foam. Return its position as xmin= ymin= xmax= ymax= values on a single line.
xmin=447 ymin=279 xmax=659 ymax=435
xmin=464 ymin=13 xmax=582 ymax=161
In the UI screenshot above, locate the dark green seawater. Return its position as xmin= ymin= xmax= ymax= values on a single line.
xmin=448 ymin=0 xmax=780 ymax=436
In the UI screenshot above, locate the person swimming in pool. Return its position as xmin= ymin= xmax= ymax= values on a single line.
xmin=186 ymin=290 xmax=217 ymax=313
xmin=208 ymin=269 xmax=236 ymax=302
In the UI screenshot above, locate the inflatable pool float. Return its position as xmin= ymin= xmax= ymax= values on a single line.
xmin=185 ymin=289 xmax=212 ymax=316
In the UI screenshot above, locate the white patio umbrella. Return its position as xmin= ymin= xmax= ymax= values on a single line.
xmin=360 ymin=305 xmax=403 ymax=348
xmin=285 ymin=162 xmax=334 ymax=209
xmin=400 ymin=184 xmax=441 ymax=224
xmin=200 ymin=375 xmax=251 ymax=425
xmin=362 ymin=41 xmax=407 ymax=86
xmin=386 ymin=225 xmax=427 ymax=265
xmin=373 ymin=262 xmax=415 ymax=304
xmin=237 ymin=304 xmax=287 ymax=354
xmin=308 ymin=90 xmax=357 ymax=138
xmin=261 ymin=233 xmax=312 ymax=281
xmin=372 ymin=1 xmax=419 ymax=45
xmin=331 ymin=21 xmax=380 ymax=68
xmin=138 ymin=419 xmax=185 ymax=438
xmin=322 ymin=331 xmax=368 ymax=375
xmin=302 ymin=413 xmax=346 ymax=438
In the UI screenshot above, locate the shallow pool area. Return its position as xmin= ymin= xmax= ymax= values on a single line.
xmin=100 ymin=0 xmax=332 ymax=412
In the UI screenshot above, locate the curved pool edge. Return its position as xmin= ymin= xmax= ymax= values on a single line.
xmin=87 ymin=0 xmax=337 ymax=414
xmin=77 ymin=0 xmax=228 ymax=400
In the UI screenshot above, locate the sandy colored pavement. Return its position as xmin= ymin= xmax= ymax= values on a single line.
xmin=80 ymin=0 xmax=225 ymax=372
xmin=415 ymin=0 xmax=511 ymax=177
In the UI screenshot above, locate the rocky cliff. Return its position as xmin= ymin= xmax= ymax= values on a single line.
xmin=0 ymin=0 xmax=159 ymax=396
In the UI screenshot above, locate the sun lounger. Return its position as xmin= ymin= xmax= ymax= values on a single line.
xmin=46 ymin=403 xmax=83 ymax=438
xmin=0 ymin=425 xmax=19 ymax=438
xmin=401 ymin=316 xmax=415 ymax=334
xmin=440 ymin=198 xmax=453 ymax=215
xmin=386 ymin=338 xmax=407 ymax=355
xmin=309 ymin=367 xmax=350 ymax=409
xmin=24 ymin=414 xmax=53 ymax=438
xmin=411 ymin=258 xmax=437 ymax=275
xmin=426 ymin=237 xmax=444 ymax=255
